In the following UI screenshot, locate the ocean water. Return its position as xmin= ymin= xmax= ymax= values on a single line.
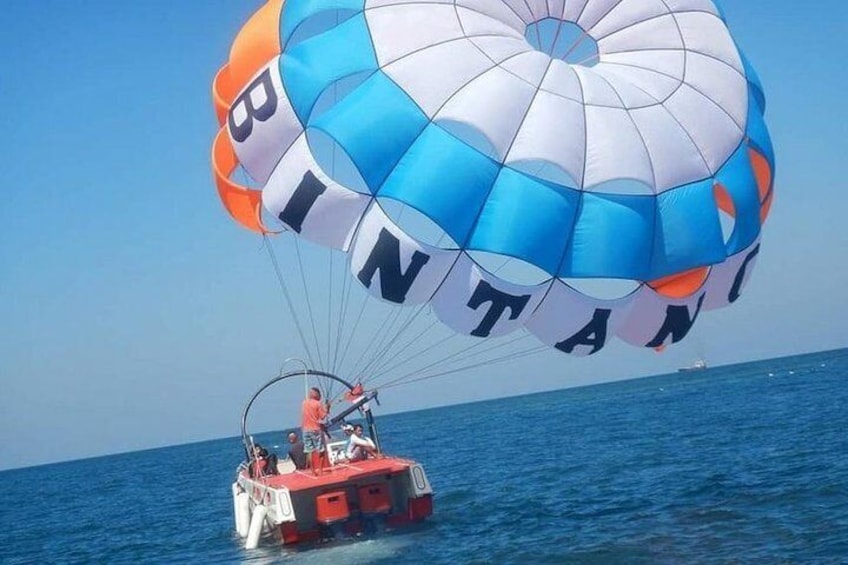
xmin=2 ymin=348 xmax=847 ymax=564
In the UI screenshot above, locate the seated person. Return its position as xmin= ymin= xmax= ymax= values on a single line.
xmin=286 ymin=431 xmax=307 ymax=470
xmin=340 ymin=423 xmax=378 ymax=462
xmin=249 ymin=444 xmax=279 ymax=477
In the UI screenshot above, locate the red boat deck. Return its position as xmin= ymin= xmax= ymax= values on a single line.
xmin=252 ymin=457 xmax=413 ymax=492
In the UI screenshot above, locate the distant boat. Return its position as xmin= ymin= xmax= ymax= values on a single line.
xmin=679 ymin=359 xmax=708 ymax=372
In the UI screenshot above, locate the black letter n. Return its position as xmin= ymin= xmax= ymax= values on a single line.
xmin=646 ymin=294 xmax=706 ymax=348
xmin=357 ymin=228 xmax=430 ymax=303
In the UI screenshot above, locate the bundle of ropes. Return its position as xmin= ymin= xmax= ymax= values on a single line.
xmin=261 ymin=232 xmax=548 ymax=404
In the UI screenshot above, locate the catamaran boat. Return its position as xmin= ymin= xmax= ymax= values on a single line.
xmin=231 ymin=368 xmax=433 ymax=549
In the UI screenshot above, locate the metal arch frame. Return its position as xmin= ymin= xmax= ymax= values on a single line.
xmin=240 ymin=367 xmax=380 ymax=460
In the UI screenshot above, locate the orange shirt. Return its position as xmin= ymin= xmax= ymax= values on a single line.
xmin=301 ymin=398 xmax=328 ymax=431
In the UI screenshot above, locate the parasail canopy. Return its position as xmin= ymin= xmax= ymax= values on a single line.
xmin=212 ymin=0 xmax=774 ymax=361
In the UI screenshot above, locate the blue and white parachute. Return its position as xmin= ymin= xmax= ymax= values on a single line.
xmin=212 ymin=0 xmax=774 ymax=358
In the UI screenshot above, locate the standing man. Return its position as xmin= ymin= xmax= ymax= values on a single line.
xmin=301 ymin=387 xmax=329 ymax=474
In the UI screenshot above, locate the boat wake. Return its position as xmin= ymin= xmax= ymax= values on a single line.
xmin=259 ymin=535 xmax=416 ymax=564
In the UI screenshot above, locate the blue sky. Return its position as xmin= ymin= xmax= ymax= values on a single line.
xmin=1 ymin=0 xmax=846 ymax=471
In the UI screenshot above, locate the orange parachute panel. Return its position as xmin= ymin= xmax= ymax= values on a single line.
xmin=212 ymin=64 xmax=234 ymax=126
xmin=748 ymin=147 xmax=772 ymax=201
xmin=211 ymin=128 xmax=270 ymax=234
xmin=748 ymin=147 xmax=774 ymax=224
xmin=212 ymin=0 xmax=283 ymax=125
xmin=713 ymin=182 xmax=736 ymax=217
xmin=227 ymin=0 xmax=283 ymax=94
xmin=210 ymin=1 xmax=283 ymax=233
xmin=648 ymin=267 xmax=709 ymax=299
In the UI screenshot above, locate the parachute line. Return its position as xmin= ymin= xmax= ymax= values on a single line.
xmin=362 ymin=305 xmax=412 ymax=375
xmin=375 ymin=312 xmax=458 ymax=376
xmin=379 ymin=331 xmax=523 ymax=388
xmin=327 ymin=248 xmax=334 ymax=372
xmin=335 ymin=285 xmax=371 ymax=377
xmin=331 ymin=252 xmax=353 ymax=374
xmin=368 ymin=317 xmax=443 ymax=378
xmin=359 ymin=303 xmax=431 ymax=378
xmin=380 ymin=343 xmax=548 ymax=391
xmin=293 ymin=237 xmax=325 ymax=370
xmin=405 ymin=331 xmax=535 ymax=381
xmin=348 ymin=301 xmax=406 ymax=379
xmin=263 ymin=236 xmax=316 ymax=368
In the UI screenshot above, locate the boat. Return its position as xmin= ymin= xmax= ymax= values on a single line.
xmin=231 ymin=368 xmax=433 ymax=549
xmin=678 ymin=359 xmax=708 ymax=372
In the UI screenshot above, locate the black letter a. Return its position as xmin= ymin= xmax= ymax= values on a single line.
xmin=555 ymin=309 xmax=611 ymax=355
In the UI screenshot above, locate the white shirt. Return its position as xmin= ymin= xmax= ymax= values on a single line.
xmin=346 ymin=433 xmax=375 ymax=460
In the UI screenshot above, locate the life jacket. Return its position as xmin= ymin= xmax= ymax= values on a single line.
xmin=249 ymin=457 xmax=269 ymax=478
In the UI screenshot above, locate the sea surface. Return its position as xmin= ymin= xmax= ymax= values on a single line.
xmin=2 ymin=349 xmax=847 ymax=564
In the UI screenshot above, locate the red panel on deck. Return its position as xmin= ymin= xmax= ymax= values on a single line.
xmin=359 ymin=483 xmax=392 ymax=514
xmin=316 ymin=491 xmax=350 ymax=524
